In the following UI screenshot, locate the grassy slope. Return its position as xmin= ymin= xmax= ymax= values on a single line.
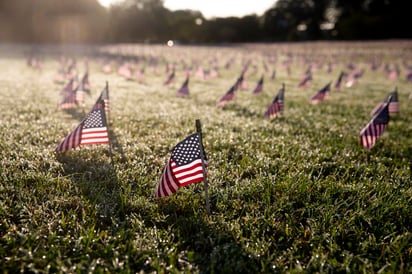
xmin=0 ymin=42 xmax=411 ymax=273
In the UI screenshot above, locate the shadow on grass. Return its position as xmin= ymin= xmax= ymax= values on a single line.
xmin=222 ymin=104 xmax=261 ymax=119
xmin=56 ymin=148 xmax=124 ymax=228
xmin=125 ymin=193 xmax=261 ymax=273
xmin=62 ymin=107 xmax=87 ymax=122
xmin=108 ymin=128 xmax=127 ymax=163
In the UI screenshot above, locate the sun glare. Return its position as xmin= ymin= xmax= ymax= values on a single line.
xmin=98 ymin=0 xmax=123 ymax=8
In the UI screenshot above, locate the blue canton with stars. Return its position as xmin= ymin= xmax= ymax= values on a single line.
xmin=83 ymin=109 xmax=106 ymax=129
xmin=171 ymin=133 xmax=202 ymax=166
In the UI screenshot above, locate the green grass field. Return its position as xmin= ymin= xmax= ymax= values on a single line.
xmin=1 ymin=41 xmax=411 ymax=273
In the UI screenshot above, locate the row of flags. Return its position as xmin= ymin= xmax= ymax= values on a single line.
xmin=50 ymin=55 xmax=404 ymax=200
xmin=55 ymin=81 xmax=207 ymax=199
xmin=54 ymin=85 xmax=399 ymax=201
xmin=55 ymin=83 xmax=110 ymax=152
xmin=58 ymin=72 xmax=91 ymax=110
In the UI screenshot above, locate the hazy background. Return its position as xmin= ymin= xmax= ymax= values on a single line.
xmin=0 ymin=0 xmax=410 ymax=44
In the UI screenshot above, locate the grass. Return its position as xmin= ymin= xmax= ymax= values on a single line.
xmin=0 ymin=41 xmax=411 ymax=273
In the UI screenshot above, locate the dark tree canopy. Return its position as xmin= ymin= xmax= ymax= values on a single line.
xmin=0 ymin=0 xmax=410 ymax=43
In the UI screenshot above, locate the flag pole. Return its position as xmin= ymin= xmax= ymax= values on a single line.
xmin=196 ymin=119 xmax=210 ymax=215
xmin=106 ymin=81 xmax=110 ymax=125
xmin=101 ymin=87 xmax=114 ymax=166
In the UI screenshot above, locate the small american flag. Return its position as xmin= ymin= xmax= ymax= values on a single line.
xmin=264 ymin=83 xmax=285 ymax=119
xmin=95 ymin=82 xmax=110 ymax=113
xmin=164 ymin=70 xmax=175 ymax=86
xmin=387 ymin=89 xmax=399 ymax=114
xmin=155 ymin=133 xmax=206 ymax=198
xmin=217 ymin=84 xmax=236 ymax=107
xmin=58 ymin=91 xmax=78 ymax=110
xmin=60 ymin=78 xmax=75 ymax=97
xmin=271 ymin=70 xmax=276 ymax=80
xmin=75 ymin=87 xmax=85 ymax=104
xmin=177 ymin=77 xmax=189 ymax=97
xmin=370 ymin=89 xmax=399 ymax=116
xmin=334 ymin=71 xmax=346 ymax=90
xmin=79 ymin=72 xmax=91 ymax=93
xmin=93 ymin=83 xmax=110 ymax=114
xmin=360 ymin=102 xmax=389 ymax=149
xmin=252 ymin=75 xmax=264 ymax=94
xmin=55 ymin=103 xmax=109 ymax=152
xmin=310 ymin=82 xmax=331 ymax=104
xmin=298 ymin=73 xmax=312 ymax=87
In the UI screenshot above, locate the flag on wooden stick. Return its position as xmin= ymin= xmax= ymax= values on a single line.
xmin=79 ymin=72 xmax=91 ymax=93
xmin=217 ymin=84 xmax=236 ymax=107
xmin=310 ymin=82 xmax=331 ymax=104
xmin=360 ymin=101 xmax=390 ymax=149
xmin=164 ymin=70 xmax=175 ymax=86
xmin=155 ymin=133 xmax=207 ymax=198
xmin=58 ymin=90 xmax=78 ymax=110
xmin=60 ymin=78 xmax=75 ymax=97
xmin=334 ymin=71 xmax=346 ymax=90
xmin=370 ymin=89 xmax=399 ymax=116
xmin=55 ymin=98 xmax=109 ymax=152
xmin=252 ymin=75 xmax=264 ymax=94
xmin=298 ymin=73 xmax=312 ymax=88
xmin=177 ymin=76 xmax=189 ymax=97
xmin=93 ymin=82 xmax=110 ymax=114
xmin=264 ymin=83 xmax=285 ymax=119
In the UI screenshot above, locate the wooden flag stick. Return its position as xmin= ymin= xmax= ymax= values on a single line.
xmin=196 ymin=119 xmax=210 ymax=215
xmin=105 ymin=118 xmax=115 ymax=167
xmin=106 ymin=81 xmax=110 ymax=125
xmin=101 ymin=86 xmax=114 ymax=166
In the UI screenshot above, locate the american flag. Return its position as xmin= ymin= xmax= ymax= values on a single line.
xmin=93 ymin=83 xmax=110 ymax=114
xmin=271 ymin=70 xmax=276 ymax=80
xmin=60 ymin=78 xmax=75 ymax=97
xmin=334 ymin=71 xmax=346 ymax=90
xmin=102 ymin=62 xmax=112 ymax=74
xmin=234 ymin=71 xmax=249 ymax=91
xmin=58 ymin=90 xmax=78 ymax=110
xmin=233 ymin=73 xmax=244 ymax=90
xmin=370 ymin=89 xmax=399 ymax=116
xmin=264 ymin=83 xmax=285 ymax=119
xmin=155 ymin=133 xmax=206 ymax=198
xmin=177 ymin=77 xmax=189 ymax=97
xmin=217 ymin=84 xmax=237 ymax=107
xmin=55 ymin=103 xmax=109 ymax=152
xmin=164 ymin=70 xmax=175 ymax=86
xmin=360 ymin=102 xmax=389 ymax=149
xmin=310 ymin=82 xmax=331 ymax=104
xmin=75 ymin=85 xmax=86 ymax=105
xmin=252 ymin=75 xmax=264 ymax=94
xmin=387 ymin=89 xmax=399 ymax=113
xmin=79 ymin=72 xmax=91 ymax=93
xmin=298 ymin=73 xmax=312 ymax=87
xmin=118 ymin=63 xmax=132 ymax=79
xmin=345 ymin=69 xmax=364 ymax=88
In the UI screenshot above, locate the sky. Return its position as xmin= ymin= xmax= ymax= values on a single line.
xmin=163 ymin=0 xmax=276 ymax=18
xmin=98 ymin=0 xmax=276 ymax=19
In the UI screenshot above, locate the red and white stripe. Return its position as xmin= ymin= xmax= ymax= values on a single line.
xmin=360 ymin=123 xmax=387 ymax=149
xmin=80 ymin=127 xmax=109 ymax=145
xmin=265 ymin=101 xmax=283 ymax=119
xmin=310 ymin=92 xmax=328 ymax=105
xmin=156 ymin=159 xmax=204 ymax=198
xmin=55 ymin=124 xmax=82 ymax=152
xmin=388 ymin=102 xmax=399 ymax=113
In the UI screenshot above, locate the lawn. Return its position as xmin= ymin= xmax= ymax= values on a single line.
xmin=0 ymin=41 xmax=411 ymax=273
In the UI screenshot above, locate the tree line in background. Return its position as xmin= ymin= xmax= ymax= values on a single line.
xmin=0 ymin=0 xmax=410 ymax=44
